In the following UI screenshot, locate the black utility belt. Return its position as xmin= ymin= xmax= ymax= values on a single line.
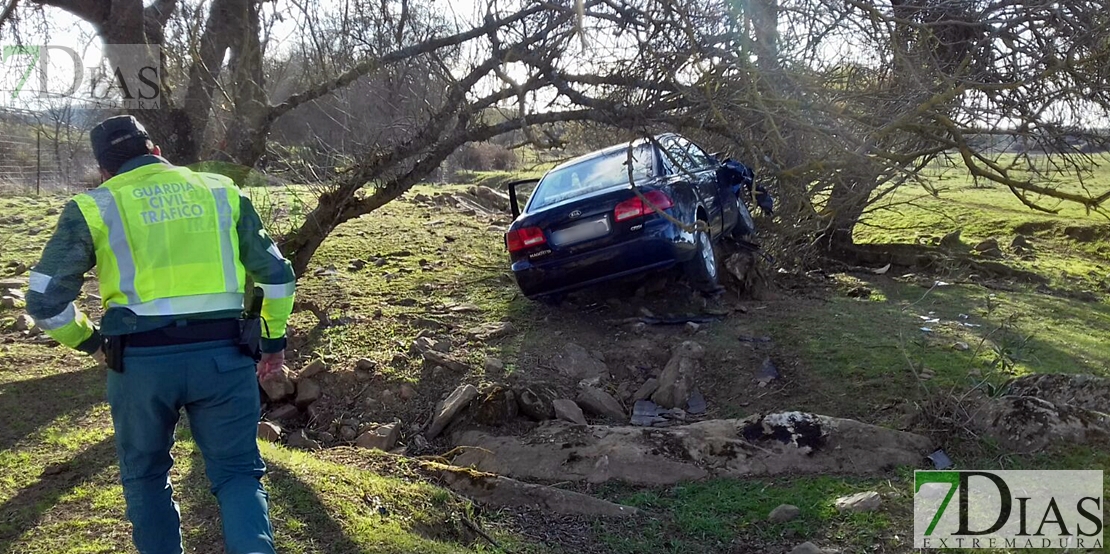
xmin=104 ymin=318 xmax=262 ymax=373
xmin=124 ymin=319 xmax=242 ymax=347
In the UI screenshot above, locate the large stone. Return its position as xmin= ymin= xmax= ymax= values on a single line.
xmin=483 ymin=357 xmax=504 ymax=372
xmin=413 ymin=336 xmax=451 ymax=354
xmin=356 ymin=423 xmax=401 ymax=451
xmin=422 ymin=350 xmax=472 ymax=373
xmin=768 ymin=504 xmax=801 ymax=523
xmin=973 ymin=238 xmax=1003 ymax=258
xmin=294 ymin=378 xmax=322 ymax=410
xmin=551 ymin=343 xmax=609 ymax=382
xmin=261 ymin=366 xmax=296 ymax=402
xmin=298 ymin=359 xmax=328 ymax=379
xmin=452 ymin=413 xmax=934 ymax=486
xmin=834 ymin=491 xmax=881 ymax=513
xmin=969 ymin=395 xmax=1110 ymax=452
xmin=652 ymin=355 xmax=698 ymax=409
xmin=473 ymin=385 xmax=518 ymax=427
xmin=1005 ymin=373 xmax=1110 ymax=413
xmin=257 ymin=421 xmax=282 ymax=442
xmin=575 ymin=386 xmax=626 ymax=421
xmin=516 ymin=385 xmax=558 ymax=421
xmin=427 ymin=384 xmax=479 ymax=439
xmin=553 ymin=398 xmax=587 ymax=425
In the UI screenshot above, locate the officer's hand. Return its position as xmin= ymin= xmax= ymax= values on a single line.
xmin=92 ymin=348 xmax=106 ymax=367
xmin=257 ymin=351 xmax=284 ymax=382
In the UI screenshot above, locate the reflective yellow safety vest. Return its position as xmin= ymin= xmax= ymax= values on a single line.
xmin=73 ymin=164 xmax=247 ymax=316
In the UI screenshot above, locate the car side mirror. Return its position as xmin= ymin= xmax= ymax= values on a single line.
xmin=505 ymin=178 xmax=539 ymax=220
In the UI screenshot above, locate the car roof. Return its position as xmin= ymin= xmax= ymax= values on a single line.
xmin=545 ymin=133 xmax=678 ymax=175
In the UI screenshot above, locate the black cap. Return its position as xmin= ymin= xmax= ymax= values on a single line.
xmin=90 ymin=115 xmax=152 ymax=173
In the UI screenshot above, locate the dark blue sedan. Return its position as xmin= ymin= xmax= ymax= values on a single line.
xmin=504 ymin=134 xmax=756 ymax=301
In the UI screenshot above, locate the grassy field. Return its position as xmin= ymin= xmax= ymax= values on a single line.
xmin=1 ymin=160 xmax=1108 ymax=553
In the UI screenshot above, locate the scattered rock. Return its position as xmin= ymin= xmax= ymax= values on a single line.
xmin=755 ymin=357 xmax=780 ymax=386
xmin=257 ymin=422 xmax=282 ymax=442
xmin=449 ymin=303 xmax=481 ymax=313
xmin=552 ymin=398 xmax=587 ymax=425
xmin=686 ymin=389 xmax=707 ymax=415
xmin=294 ymin=378 xmax=322 ymax=410
xmin=973 ymin=238 xmax=1003 ymax=258
xmin=790 ymin=542 xmax=826 ymax=554
xmin=261 ymin=366 xmax=296 ymax=402
xmin=953 ymin=341 xmax=970 ymax=351
xmin=453 ymin=414 xmax=933 ymax=485
xmin=684 ymin=321 xmax=701 ymax=334
xmin=355 ymin=358 xmax=377 ymax=372
xmin=652 ymin=349 xmax=699 ymax=409
xmin=13 ymin=314 xmax=34 ymax=331
xmin=427 ymin=384 xmax=480 ymax=439
xmin=846 ymin=286 xmax=872 ymax=299
xmin=339 ymin=425 xmax=358 ymax=442
xmin=1011 ymin=235 xmax=1033 ymax=251
xmin=768 ymin=504 xmax=801 ymax=523
xmin=298 ymin=359 xmax=328 ymax=379
xmin=834 ymin=491 xmax=882 ymax=513
xmin=348 ymin=259 xmax=367 ymax=271
xmin=516 ymin=385 xmax=558 ymax=421
xmin=356 ymin=423 xmax=401 ymax=451
xmin=421 ymin=350 xmax=472 ymax=373
xmin=1 ymin=296 xmax=18 ymax=309
xmin=467 ymin=321 xmax=516 ymax=341
xmin=484 ymin=357 xmax=504 ymax=372
xmin=45 ymin=207 xmax=59 ymax=216
xmin=576 ymin=386 xmax=626 ymax=421
xmin=632 ymin=378 xmax=659 ymax=402
xmin=399 ymin=384 xmax=417 ymax=402
xmin=939 ymin=229 xmax=962 ymax=248
xmin=413 ymin=335 xmax=451 ymax=354
xmin=267 ymin=404 xmax=299 ymax=421
xmin=551 ymin=343 xmax=609 ymax=383
xmin=473 ymin=385 xmax=518 ymax=427
xmin=286 ymin=430 xmax=322 ymax=451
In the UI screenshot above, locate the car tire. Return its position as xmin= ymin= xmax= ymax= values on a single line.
xmin=731 ymin=194 xmax=756 ymax=241
xmin=684 ymin=220 xmax=722 ymax=293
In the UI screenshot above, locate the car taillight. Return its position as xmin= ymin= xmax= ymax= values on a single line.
xmin=614 ymin=190 xmax=674 ymax=222
xmin=506 ymin=227 xmax=546 ymax=252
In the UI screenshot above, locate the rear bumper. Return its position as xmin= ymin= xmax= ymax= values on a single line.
xmin=511 ymin=219 xmax=696 ymax=298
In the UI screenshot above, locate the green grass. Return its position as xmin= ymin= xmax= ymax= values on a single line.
xmin=0 ymin=343 xmax=513 ymax=553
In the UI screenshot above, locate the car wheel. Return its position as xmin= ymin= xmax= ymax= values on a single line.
xmin=684 ymin=220 xmax=721 ymax=293
xmin=732 ymin=194 xmax=756 ymax=241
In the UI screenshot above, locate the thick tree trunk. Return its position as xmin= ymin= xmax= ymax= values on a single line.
xmin=816 ymin=176 xmax=877 ymax=256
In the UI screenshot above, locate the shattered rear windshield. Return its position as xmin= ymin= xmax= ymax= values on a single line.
xmin=529 ymin=145 xmax=654 ymax=211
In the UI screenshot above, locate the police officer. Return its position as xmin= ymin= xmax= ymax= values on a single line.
xmin=26 ymin=115 xmax=294 ymax=554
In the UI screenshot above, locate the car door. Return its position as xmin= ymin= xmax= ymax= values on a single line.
xmin=663 ymin=136 xmax=728 ymax=235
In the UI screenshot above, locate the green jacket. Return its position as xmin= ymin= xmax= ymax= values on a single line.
xmin=26 ymin=155 xmax=296 ymax=354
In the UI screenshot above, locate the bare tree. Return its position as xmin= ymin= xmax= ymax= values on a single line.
xmin=8 ymin=0 xmax=1110 ymax=274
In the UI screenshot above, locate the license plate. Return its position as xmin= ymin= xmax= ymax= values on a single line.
xmin=551 ymin=216 xmax=610 ymax=245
